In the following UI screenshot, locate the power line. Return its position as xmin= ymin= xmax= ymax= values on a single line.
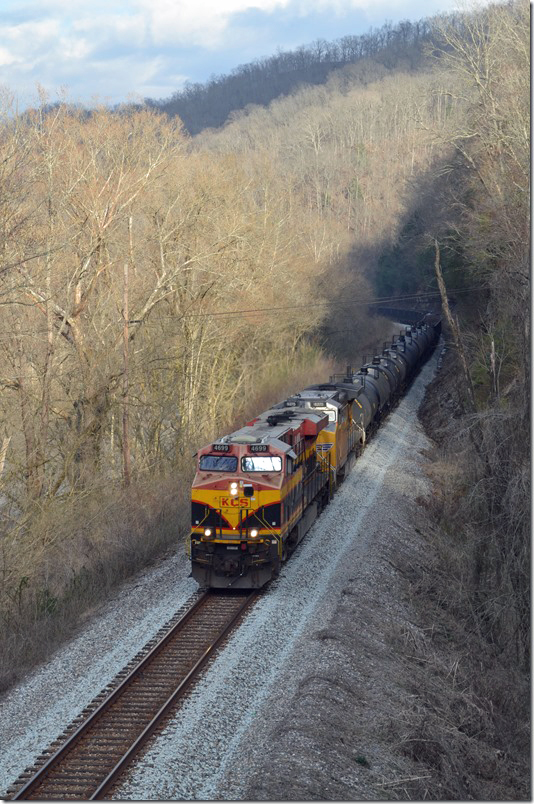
xmin=0 ymin=287 xmax=484 ymax=365
xmin=0 ymin=286 xmax=485 ymax=338
xmin=147 ymin=285 xmax=484 ymax=321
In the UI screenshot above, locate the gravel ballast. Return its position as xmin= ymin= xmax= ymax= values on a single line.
xmin=1 ymin=351 xmax=438 ymax=800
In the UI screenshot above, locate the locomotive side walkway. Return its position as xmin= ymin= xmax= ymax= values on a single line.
xmin=1 ymin=350 xmax=438 ymax=801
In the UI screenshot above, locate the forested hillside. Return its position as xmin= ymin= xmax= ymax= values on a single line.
xmin=0 ymin=8 xmax=529 ymax=788
xmin=145 ymin=16 xmax=434 ymax=134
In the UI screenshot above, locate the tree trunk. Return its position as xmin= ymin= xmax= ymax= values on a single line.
xmin=122 ymin=262 xmax=131 ymax=486
xmin=434 ymin=239 xmax=477 ymax=413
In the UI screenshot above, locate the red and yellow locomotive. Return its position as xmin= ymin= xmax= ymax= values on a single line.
xmin=190 ymin=406 xmax=331 ymax=588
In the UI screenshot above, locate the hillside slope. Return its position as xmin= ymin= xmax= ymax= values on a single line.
xmin=144 ymin=16 xmax=434 ymax=134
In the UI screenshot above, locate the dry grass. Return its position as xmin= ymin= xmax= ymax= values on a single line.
xmin=421 ymin=358 xmax=530 ymax=670
xmin=384 ymin=528 xmax=530 ymax=800
xmin=0 ymin=474 xmax=190 ymax=692
xmin=386 ymin=349 xmax=531 ymax=800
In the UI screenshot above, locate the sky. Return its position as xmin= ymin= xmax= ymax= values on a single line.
xmin=0 ymin=0 xmax=473 ymax=109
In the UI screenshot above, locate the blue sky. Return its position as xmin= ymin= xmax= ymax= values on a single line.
xmin=0 ymin=0 xmax=476 ymax=108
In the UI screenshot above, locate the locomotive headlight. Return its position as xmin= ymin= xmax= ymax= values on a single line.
xmin=204 ymin=528 xmax=213 ymax=538
xmin=230 ymin=482 xmax=238 ymax=496
xmin=250 ymin=529 xmax=259 ymax=538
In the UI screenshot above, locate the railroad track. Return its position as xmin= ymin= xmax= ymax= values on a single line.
xmin=6 ymin=590 xmax=257 ymax=801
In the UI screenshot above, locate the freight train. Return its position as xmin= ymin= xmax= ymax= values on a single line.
xmin=189 ymin=315 xmax=441 ymax=589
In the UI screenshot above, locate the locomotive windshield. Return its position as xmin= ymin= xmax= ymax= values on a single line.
xmin=241 ymin=456 xmax=282 ymax=472
xmin=199 ymin=455 xmax=238 ymax=472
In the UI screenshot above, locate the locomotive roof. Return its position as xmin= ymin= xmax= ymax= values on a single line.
xmin=274 ymin=389 xmax=343 ymax=411
xmin=294 ymin=389 xmax=334 ymax=400
xmin=217 ymin=405 xmax=327 ymax=449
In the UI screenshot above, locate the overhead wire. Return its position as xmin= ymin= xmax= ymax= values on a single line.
xmin=0 ymin=284 xmax=483 ymax=340
xmin=147 ymin=285 xmax=485 ymax=322
xmin=0 ymin=285 xmax=484 ymax=382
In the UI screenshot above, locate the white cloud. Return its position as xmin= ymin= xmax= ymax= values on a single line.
xmin=72 ymin=13 xmax=146 ymax=46
xmin=135 ymin=0 xmax=294 ymax=47
xmin=2 ymin=18 xmax=60 ymax=45
xmin=58 ymin=35 xmax=92 ymax=61
xmin=0 ymin=46 xmax=18 ymax=67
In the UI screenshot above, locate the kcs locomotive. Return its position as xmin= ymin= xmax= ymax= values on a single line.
xmin=189 ymin=316 xmax=441 ymax=588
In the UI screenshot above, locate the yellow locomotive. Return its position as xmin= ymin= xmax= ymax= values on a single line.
xmin=190 ymin=406 xmax=330 ymax=588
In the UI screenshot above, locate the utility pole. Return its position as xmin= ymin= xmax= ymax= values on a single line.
xmin=122 ymin=262 xmax=132 ymax=486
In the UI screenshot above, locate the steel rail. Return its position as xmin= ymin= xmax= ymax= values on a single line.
xmin=8 ymin=590 xmax=256 ymax=801
xmin=9 ymin=592 xmax=211 ymax=800
xmin=91 ymin=590 xmax=256 ymax=800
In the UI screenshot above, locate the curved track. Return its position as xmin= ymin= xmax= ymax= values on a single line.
xmin=6 ymin=591 xmax=256 ymax=801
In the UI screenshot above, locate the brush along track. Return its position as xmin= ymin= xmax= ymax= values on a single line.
xmin=6 ymin=590 xmax=257 ymax=801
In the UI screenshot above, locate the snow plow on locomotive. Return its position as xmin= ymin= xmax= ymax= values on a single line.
xmin=189 ymin=316 xmax=441 ymax=589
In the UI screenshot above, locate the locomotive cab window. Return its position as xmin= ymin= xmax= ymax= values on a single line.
xmin=241 ymin=456 xmax=282 ymax=472
xmin=199 ymin=455 xmax=238 ymax=472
